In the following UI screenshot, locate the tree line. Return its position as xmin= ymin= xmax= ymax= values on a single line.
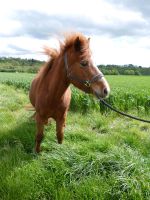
xmin=0 ymin=57 xmax=43 ymax=73
xmin=0 ymin=57 xmax=150 ymax=75
xmin=98 ymin=64 xmax=150 ymax=75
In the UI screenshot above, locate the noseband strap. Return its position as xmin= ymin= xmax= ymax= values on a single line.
xmin=64 ymin=53 xmax=104 ymax=87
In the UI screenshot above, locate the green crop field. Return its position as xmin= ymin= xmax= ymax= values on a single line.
xmin=0 ymin=72 xmax=150 ymax=200
xmin=0 ymin=72 xmax=150 ymax=114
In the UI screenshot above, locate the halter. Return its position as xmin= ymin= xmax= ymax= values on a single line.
xmin=64 ymin=52 xmax=104 ymax=87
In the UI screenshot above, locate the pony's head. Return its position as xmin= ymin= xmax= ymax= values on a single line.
xmin=62 ymin=33 xmax=110 ymax=98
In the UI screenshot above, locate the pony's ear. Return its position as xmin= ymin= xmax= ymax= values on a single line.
xmin=74 ymin=36 xmax=82 ymax=52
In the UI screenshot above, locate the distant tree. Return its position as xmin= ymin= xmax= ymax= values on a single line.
xmin=124 ymin=69 xmax=135 ymax=75
xmin=0 ymin=57 xmax=150 ymax=75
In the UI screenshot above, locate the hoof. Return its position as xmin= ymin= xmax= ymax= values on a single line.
xmin=58 ymin=141 xmax=63 ymax=144
xmin=35 ymin=146 xmax=41 ymax=153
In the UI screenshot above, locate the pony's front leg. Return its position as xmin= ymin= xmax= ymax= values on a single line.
xmin=56 ymin=117 xmax=66 ymax=144
xmin=35 ymin=114 xmax=45 ymax=153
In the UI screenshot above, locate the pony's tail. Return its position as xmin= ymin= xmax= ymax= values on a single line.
xmin=25 ymin=104 xmax=35 ymax=111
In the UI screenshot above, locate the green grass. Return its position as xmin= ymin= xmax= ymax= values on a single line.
xmin=0 ymin=73 xmax=150 ymax=114
xmin=105 ymin=75 xmax=150 ymax=114
xmin=0 ymin=84 xmax=150 ymax=200
xmin=0 ymin=72 xmax=35 ymax=90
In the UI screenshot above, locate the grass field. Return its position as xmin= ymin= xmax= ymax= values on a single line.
xmin=0 ymin=72 xmax=150 ymax=114
xmin=0 ymin=73 xmax=150 ymax=199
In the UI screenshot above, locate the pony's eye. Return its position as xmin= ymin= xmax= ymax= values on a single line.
xmin=80 ymin=60 xmax=88 ymax=67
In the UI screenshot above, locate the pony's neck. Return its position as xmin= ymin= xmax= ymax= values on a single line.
xmin=47 ymin=54 xmax=70 ymax=99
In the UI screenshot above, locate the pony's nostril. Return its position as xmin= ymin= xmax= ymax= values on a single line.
xmin=103 ymin=88 xmax=108 ymax=95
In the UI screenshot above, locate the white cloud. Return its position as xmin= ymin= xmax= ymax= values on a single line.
xmin=0 ymin=0 xmax=150 ymax=67
xmin=91 ymin=35 xmax=150 ymax=67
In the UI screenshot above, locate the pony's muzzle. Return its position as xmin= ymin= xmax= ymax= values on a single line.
xmin=91 ymin=77 xmax=110 ymax=99
xmin=103 ymin=88 xmax=109 ymax=96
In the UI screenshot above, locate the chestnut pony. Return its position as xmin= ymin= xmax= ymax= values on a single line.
xmin=29 ymin=33 xmax=110 ymax=152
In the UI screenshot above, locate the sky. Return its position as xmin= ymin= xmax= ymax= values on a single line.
xmin=0 ymin=0 xmax=150 ymax=67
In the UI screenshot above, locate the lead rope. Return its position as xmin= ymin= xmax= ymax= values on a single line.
xmin=99 ymin=98 xmax=150 ymax=123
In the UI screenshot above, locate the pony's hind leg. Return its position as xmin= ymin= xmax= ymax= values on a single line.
xmin=35 ymin=114 xmax=45 ymax=153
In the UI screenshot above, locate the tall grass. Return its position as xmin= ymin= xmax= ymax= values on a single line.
xmin=0 ymin=72 xmax=35 ymax=91
xmin=0 ymin=84 xmax=150 ymax=199
xmin=0 ymin=73 xmax=150 ymax=114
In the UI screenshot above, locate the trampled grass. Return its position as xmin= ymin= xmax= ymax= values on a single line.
xmin=0 ymin=84 xmax=150 ymax=200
